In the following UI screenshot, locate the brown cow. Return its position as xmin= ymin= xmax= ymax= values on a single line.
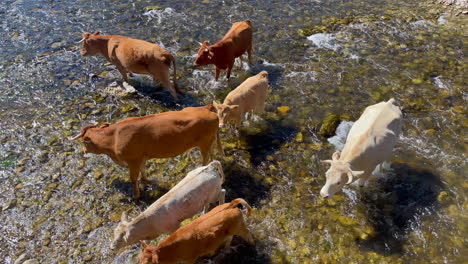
xmin=68 ymin=105 xmax=223 ymax=201
xmin=139 ymin=198 xmax=254 ymax=264
xmin=214 ymin=71 xmax=269 ymax=129
xmin=79 ymin=31 xmax=181 ymax=99
xmin=194 ymin=20 xmax=253 ymax=81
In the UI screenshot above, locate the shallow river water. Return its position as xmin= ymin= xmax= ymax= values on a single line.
xmin=0 ymin=0 xmax=467 ymax=263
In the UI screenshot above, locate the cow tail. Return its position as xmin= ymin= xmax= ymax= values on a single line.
xmin=171 ymin=56 xmax=182 ymax=94
xmin=229 ymin=198 xmax=252 ymax=216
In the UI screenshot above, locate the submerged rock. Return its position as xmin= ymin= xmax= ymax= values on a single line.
xmin=318 ymin=114 xmax=341 ymax=137
xmin=104 ymin=81 xmax=137 ymax=97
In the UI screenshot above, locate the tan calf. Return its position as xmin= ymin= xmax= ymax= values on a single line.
xmin=214 ymin=71 xmax=269 ymax=128
xmin=139 ymin=198 xmax=254 ymax=264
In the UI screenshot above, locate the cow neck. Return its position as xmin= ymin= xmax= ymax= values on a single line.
xmin=127 ymin=216 xmax=153 ymax=243
xmin=92 ymin=36 xmax=112 ymax=61
xmin=90 ymin=128 xmax=115 ymax=156
xmin=339 ymin=156 xmax=361 ymax=176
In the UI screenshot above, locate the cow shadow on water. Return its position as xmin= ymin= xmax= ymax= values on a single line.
xmin=194 ymin=160 xmax=273 ymax=264
xmin=240 ymin=118 xmax=298 ymax=166
xmin=357 ymin=162 xmax=445 ymax=255
xmin=197 ymin=237 xmax=273 ymax=264
xmin=109 ymin=177 xmax=170 ymax=205
xmin=130 ymin=81 xmax=204 ymax=110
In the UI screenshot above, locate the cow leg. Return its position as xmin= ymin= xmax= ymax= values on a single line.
xmin=226 ymin=62 xmax=234 ymax=79
xmin=224 ymin=236 xmax=233 ymax=248
xmin=247 ymin=45 xmax=253 ymax=64
xmin=237 ymin=225 xmax=254 ymax=245
xmin=139 ymin=160 xmax=149 ymax=183
xmin=128 ymin=161 xmax=142 ymax=201
xmin=115 ymin=64 xmax=130 ymax=82
xmin=358 ymin=175 xmax=369 ymax=187
xmin=258 ymin=100 xmax=266 ymax=113
xmin=199 ymin=140 xmax=213 ymax=165
xmin=218 ymin=189 xmax=226 ymax=204
xmin=153 ymin=69 xmax=177 ymax=100
xmin=215 ymin=66 xmax=221 ymax=81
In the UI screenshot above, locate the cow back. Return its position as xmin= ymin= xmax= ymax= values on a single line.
xmin=341 ymin=100 xmax=402 ymax=168
xmin=112 ymin=106 xmax=219 ymax=160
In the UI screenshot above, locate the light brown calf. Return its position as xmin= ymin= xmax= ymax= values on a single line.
xmin=214 ymin=71 xmax=269 ymax=128
xmin=79 ymin=31 xmax=181 ymax=99
xmin=139 ymin=198 xmax=254 ymax=264
xmin=69 ymin=105 xmax=223 ymax=200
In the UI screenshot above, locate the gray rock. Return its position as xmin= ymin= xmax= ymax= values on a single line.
xmin=104 ymin=81 xmax=137 ymax=97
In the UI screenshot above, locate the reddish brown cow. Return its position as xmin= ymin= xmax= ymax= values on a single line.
xmin=69 ymin=105 xmax=223 ymax=200
xmin=194 ymin=20 xmax=253 ymax=81
xmin=139 ymin=198 xmax=254 ymax=264
xmin=79 ymin=31 xmax=181 ymax=99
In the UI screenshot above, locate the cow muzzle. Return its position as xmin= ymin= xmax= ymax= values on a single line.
xmin=219 ymin=123 xmax=227 ymax=128
xmin=320 ymin=192 xmax=330 ymax=199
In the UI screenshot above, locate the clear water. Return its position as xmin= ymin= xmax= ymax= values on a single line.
xmin=0 ymin=0 xmax=466 ymax=263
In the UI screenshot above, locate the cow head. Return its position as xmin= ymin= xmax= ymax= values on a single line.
xmin=79 ymin=30 xmax=101 ymax=56
xmin=319 ymin=151 xmax=364 ymax=199
xmin=140 ymin=241 xmax=159 ymax=264
xmin=213 ymin=103 xmax=239 ymax=128
xmin=194 ymin=41 xmax=214 ymax=66
xmin=110 ymin=212 xmax=131 ymax=251
xmin=68 ymin=123 xmax=108 ymax=154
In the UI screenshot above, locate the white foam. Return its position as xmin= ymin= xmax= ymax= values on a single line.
xmin=327 ymin=121 xmax=355 ymax=151
xmin=261 ymin=60 xmax=285 ymax=68
xmin=286 ymin=71 xmax=317 ymax=81
xmin=438 ymin=14 xmax=448 ymax=24
xmin=411 ymin=20 xmax=431 ymax=28
xmin=433 ymin=76 xmax=450 ymax=90
xmin=143 ymin=8 xmax=176 ymax=24
xmin=307 ymin=33 xmax=340 ymax=51
xmin=191 ymin=70 xmax=224 ymax=91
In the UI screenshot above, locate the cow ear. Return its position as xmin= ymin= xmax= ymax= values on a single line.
xmin=93 ymin=30 xmax=101 ymax=35
xmin=229 ymin=105 xmax=239 ymax=110
xmin=332 ymin=151 xmax=341 ymax=161
xmin=121 ymin=212 xmax=129 ymax=223
xmin=100 ymin=123 xmax=110 ymax=128
xmin=202 ymin=40 xmax=210 ymax=46
xmin=320 ymin=160 xmax=332 ymax=165
xmin=140 ymin=241 xmax=149 ymax=249
xmin=82 ymin=33 xmax=91 ymax=39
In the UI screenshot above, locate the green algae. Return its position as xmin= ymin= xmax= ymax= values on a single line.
xmin=0 ymin=0 xmax=466 ymax=263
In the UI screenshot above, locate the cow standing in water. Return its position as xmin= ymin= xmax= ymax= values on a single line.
xmin=68 ymin=105 xmax=223 ymax=201
xmin=214 ymin=71 xmax=269 ymax=129
xmin=320 ymin=98 xmax=403 ymax=199
xmin=139 ymin=198 xmax=254 ymax=264
xmin=194 ymin=20 xmax=253 ymax=81
xmin=110 ymin=161 xmax=226 ymax=251
xmin=79 ymin=31 xmax=182 ymax=99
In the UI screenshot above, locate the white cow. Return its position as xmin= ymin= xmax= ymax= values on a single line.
xmin=110 ymin=160 xmax=226 ymax=250
xmin=320 ymin=98 xmax=403 ymax=199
